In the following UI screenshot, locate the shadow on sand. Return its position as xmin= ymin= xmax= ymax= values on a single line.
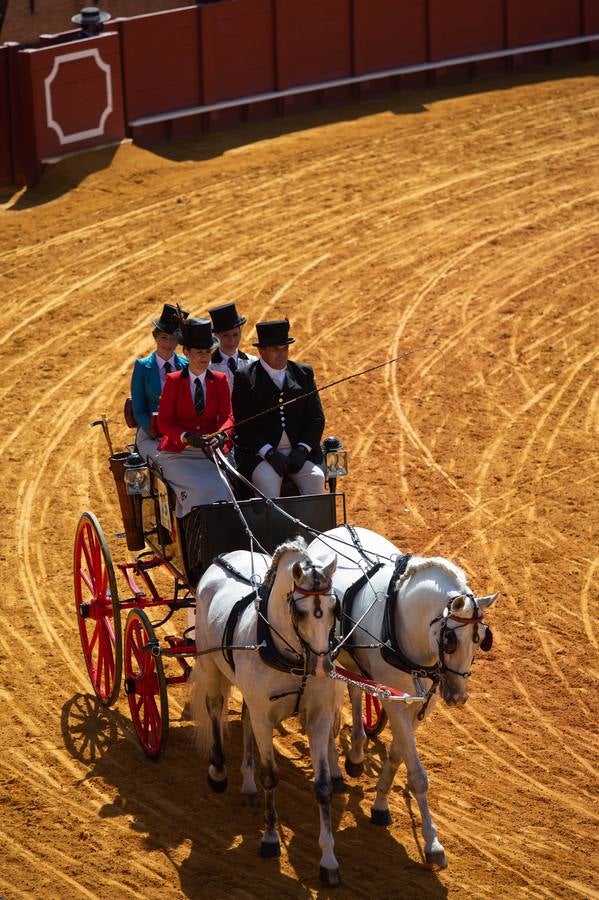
xmin=62 ymin=692 xmax=449 ymax=898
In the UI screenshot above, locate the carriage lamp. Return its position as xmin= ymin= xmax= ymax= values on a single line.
xmin=323 ymin=436 xmax=348 ymax=479
xmin=123 ymin=451 xmax=151 ymax=496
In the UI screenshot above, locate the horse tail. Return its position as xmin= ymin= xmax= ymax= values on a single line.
xmin=189 ymin=657 xmax=231 ymax=758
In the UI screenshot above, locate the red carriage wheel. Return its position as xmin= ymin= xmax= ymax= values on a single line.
xmin=123 ymin=609 xmax=169 ymax=759
xmin=363 ymin=692 xmax=387 ymax=737
xmin=74 ymin=512 xmax=122 ymax=706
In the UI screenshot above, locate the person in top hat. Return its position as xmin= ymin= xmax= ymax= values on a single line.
xmin=231 ymin=318 xmax=325 ymax=498
xmin=157 ymin=318 xmax=233 ymax=525
xmin=208 ymin=302 xmax=257 ymax=392
xmin=71 ymin=6 xmax=110 ymax=38
xmin=130 ymin=303 xmax=188 ymax=462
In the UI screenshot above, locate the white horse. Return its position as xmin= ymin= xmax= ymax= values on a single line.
xmin=190 ymin=537 xmax=346 ymax=885
xmin=308 ymin=525 xmax=497 ymax=868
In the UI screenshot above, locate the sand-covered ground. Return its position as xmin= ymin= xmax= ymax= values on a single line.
xmin=0 ymin=63 xmax=597 ymax=899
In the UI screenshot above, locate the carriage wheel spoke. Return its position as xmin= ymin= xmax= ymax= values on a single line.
xmin=78 ymin=568 xmax=94 ymax=595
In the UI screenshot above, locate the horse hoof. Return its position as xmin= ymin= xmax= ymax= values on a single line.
xmin=241 ymin=792 xmax=261 ymax=808
xmin=320 ymin=866 xmax=341 ymax=886
xmin=425 ymin=849 xmax=447 ymax=869
xmin=259 ymin=840 xmax=281 ymax=859
xmin=207 ymin=773 xmax=228 ymax=794
xmin=344 ymin=758 xmax=364 ymax=778
xmin=370 ymin=808 xmax=392 ymax=826
xmin=331 ymin=776 xmax=348 ymax=794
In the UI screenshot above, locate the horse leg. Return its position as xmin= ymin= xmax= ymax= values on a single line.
xmin=250 ymin=716 xmax=281 ymax=858
xmin=190 ymin=658 xmax=229 ymax=793
xmin=206 ymin=691 xmax=228 ymax=793
xmin=345 ymin=684 xmax=367 ymax=777
xmin=306 ymin=712 xmax=340 ymax=886
xmin=328 ymin=719 xmax=347 ymax=794
xmin=240 ymin=701 xmax=260 ymax=808
xmin=372 ymin=706 xmax=447 ymax=867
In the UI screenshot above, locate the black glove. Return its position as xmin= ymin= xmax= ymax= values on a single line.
xmin=265 ymin=448 xmax=288 ymax=477
xmin=286 ymin=445 xmax=308 ymax=474
xmin=184 ymin=432 xmax=207 ymax=449
xmin=205 ymin=431 xmax=227 ymax=450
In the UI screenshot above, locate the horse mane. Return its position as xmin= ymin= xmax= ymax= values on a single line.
xmin=263 ymin=535 xmax=308 ymax=590
xmin=401 ymin=555 xmax=470 ymax=592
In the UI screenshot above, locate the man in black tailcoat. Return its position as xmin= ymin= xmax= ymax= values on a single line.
xmin=232 ymin=319 xmax=325 ymax=497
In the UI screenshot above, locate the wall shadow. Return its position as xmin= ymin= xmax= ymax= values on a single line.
xmin=6 ymin=144 xmax=120 ymax=211
xmin=10 ymin=58 xmax=596 ymax=211
xmin=62 ymin=693 xmax=449 ymax=898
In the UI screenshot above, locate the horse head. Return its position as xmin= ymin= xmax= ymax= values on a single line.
xmin=265 ymin=537 xmax=339 ymax=677
xmin=430 ymin=590 xmax=498 ymax=706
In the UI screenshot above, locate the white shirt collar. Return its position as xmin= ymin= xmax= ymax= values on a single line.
xmin=260 ymin=358 xmax=286 ymax=388
xmin=157 ymin=354 xmax=176 ymax=369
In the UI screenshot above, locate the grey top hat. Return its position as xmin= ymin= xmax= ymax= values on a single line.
xmin=72 ymin=6 xmax=111 ymax=25
xmin=181 ymin=318 xmax=220 ymax=351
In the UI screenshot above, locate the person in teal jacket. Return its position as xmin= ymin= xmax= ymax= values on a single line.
xmin=131 ymin=304 xmax=188 ymax=460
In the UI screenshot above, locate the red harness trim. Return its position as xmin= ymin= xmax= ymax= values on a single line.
xmin=292 ymin=584 xmax=333 ymax=597
xmin=449 ymin=612 xmax=484 ymax=624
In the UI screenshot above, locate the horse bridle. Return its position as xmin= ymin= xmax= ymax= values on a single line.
xmin=430 ymin=594 xmax=493 ymax=679
xmin=286 ymin=581 xmax=341 ymax=666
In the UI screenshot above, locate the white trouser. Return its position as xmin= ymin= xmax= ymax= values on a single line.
xmin=251 ymin=437 xmax=325 ymax=498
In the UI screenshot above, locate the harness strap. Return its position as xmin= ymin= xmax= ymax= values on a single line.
xmin=221 ymin=589 xmax=257 ymax=671
xmin=257 ymin=589 xmax=303 ymax=674
xmin=213 ymin=554 xmax=255 ymax=585
xmin=380 ymin=554 xmax=440 ymax=681
xmin=344 ymin=524 xmax=379 ymax=566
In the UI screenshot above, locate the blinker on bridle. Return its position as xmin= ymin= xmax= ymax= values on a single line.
xmin=431 ymin=595 xmax=494 ymax=678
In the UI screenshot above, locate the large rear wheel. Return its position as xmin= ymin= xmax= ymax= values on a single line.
xmin=74 ymin=512 xmax=122 ymax=706
xmin=124 ymin=609 xmax=169 ymax=759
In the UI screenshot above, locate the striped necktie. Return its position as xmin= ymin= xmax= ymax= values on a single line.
xmin=194 ymin=377 xmax=204 ymax=415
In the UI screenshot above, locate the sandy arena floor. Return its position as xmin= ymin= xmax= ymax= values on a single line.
xmin=0 ymin=63 xmax=597 ymax=899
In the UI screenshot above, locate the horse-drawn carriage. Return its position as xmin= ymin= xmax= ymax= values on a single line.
xmin=74 ymin=414 xmax=497 ymax=882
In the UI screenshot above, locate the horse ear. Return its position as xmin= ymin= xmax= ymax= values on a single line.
xmin=321 ymin=553 xmax=337 ymax=580
xmin=477 ymin=592 xmax=499 ymax=609
xmin=292 ymin=561 xmax=304 ymax=584
xmin=452 ymin=595 xmax=466 ymax=612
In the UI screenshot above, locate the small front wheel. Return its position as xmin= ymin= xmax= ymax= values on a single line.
xmin=363 ymin=693 xmax=387 ymax=738
xmin=74 ymin=512 xmax=122 ymax=706
xmin=124 ymin=609 xmax=169 ymax=759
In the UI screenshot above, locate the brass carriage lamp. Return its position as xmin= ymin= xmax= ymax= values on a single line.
xmin=323 ymin=436 xmax=348 ymax=479
xmin=123 ymin=451 xmax=151 ymax=496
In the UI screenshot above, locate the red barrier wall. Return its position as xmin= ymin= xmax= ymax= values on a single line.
xmin=0 ymin=46 xmax=14 ymax=184
xmin=352 ymin=0 xmax=427 ymax=74
xmin=116 ymin=7 xmax=200 ymax=119
xmin=429 ymin=0 xmax=505 ymax=59
xmin=275 ymin=0 xmax=351 ymax=88
xmin=583 ymin=0 xmax=599 ymax=31
xmin=506 ymin=0 xmax=582 ymax=45
xmin=200 ymin=0 xmax=275 ymax=103
xmin=17 ymin=33 xmax=125 ymax=178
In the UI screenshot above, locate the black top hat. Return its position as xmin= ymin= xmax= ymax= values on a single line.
xmin=253 ymin=319 xmax=295 ymax=348
xmin=181 ymin=318 xmax=220 ymax=351
xmin=71 ymin=6 xmax=111 ymax=24
xmin=152 ymin=303 xmax=188 ymax=335
xmin=208 ymin=302 xmax=247 ymax=333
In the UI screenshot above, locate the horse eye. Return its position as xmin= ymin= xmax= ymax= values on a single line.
xmin=294 ymin=607 xmax=307 ymax=619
